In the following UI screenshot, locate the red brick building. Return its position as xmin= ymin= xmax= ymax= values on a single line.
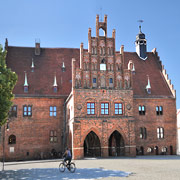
xmin=0 ymin=15 xmax=177 ymax=160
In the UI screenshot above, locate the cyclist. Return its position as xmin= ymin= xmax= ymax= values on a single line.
xmin=63 ymin=147 xmax=72 ymax=167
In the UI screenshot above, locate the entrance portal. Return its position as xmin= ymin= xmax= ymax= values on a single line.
xmin=108 ymin=130 xmax=125 ymax=156
xmin=84 ymin=131 xmax=101 ymax=157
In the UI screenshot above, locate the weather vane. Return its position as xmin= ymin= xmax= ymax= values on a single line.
xmin=137 ymin=20 xmax=144 ymax=32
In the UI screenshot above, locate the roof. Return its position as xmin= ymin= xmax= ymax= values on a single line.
xmin=124 ymin=52 xmax=173 ymax=98
xmin=6 ymin=46 xmax=80 ymax=97
xmin=6 ymin=46 xmax=173 ymax=98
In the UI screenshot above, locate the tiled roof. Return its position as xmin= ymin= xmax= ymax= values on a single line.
xmin=6 ymin=46 xmax=80 ymax=97
xmin=124 ymin=52 xmax=172 ymax=98
xmin=6 ymin=46 xmax=173 ymax=98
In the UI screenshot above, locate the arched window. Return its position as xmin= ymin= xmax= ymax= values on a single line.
xmin=99 ymin=28 xmax=105 ymax=36
xmin=9 ymin=135 xmax=16 ymax=144
xmin=100 ymin=59 xmax=106 ymax=71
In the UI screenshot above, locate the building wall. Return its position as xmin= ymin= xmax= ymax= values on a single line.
xmin=71 ymin=88 xmax=136 ymax=159
xmin=0 ymin=97 xmax=65 ymax=161
xmin=177 ymin=109 xmax=180 ymax=155
xmin=134 ymin=98 xmax=177 ymax=155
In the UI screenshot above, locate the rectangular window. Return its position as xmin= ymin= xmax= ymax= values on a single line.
xmin=115 ymin=103 xmax=123 ymax=115
xmin=23 ymin=105 xmax=32 ymax=117
xmin=50 ymin=130 xmax=57 ymax=143
xmin=139 ymin=105 xmax=146 ymax=115
xmin=87 ymin=103 xmax=95 ymax=115
xmin=93 ymin=78 xmax=96 ymax=83
xmin=109 ymin=78 xmax=113 ymax=83
xmin=156 ymin=106 xmax=163 ymax=115
xmin=50 ymin=106 xmax=57 ymax=117
xmin=157 ymin=127 xmax=164 ymax=139
xmin=9 ymin=105 xmax=17 ymax=117
xmin=101 ymin=103 xmax=109 ymax=115
xmin=140 ymin=127 xmax=147 ymax=139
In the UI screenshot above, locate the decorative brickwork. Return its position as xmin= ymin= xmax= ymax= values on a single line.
xmin=0 ymin=15 xmax=177 ymax=161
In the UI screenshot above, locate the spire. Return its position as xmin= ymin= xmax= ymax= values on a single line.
xmin=146 ymin=75 xmax=151 ymax=94
xmin=24 ymin=71 xmax=28 ymax=92
xmin=135 ymin=20 xmax=147 ymax=60
xmin=31 ymin=58 xmax=34 ymax=72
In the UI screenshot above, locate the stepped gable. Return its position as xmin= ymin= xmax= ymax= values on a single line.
xmin=6 ymin=46 xmax=80 ymax=96
xmin=124 ymin=51 xmax=173 ymax=98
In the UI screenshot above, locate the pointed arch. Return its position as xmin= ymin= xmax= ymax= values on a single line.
xmin=83 ymin=131 xmax=101 ymax=157
xmin=108 ymin=130 xmax=125 ymax=156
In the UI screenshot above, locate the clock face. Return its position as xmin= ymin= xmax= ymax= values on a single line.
xmin=100 ymin=64 xmax=106 ymax=71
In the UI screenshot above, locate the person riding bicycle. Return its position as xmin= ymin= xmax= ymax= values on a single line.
xmin=63 ymin=147 xmax=72 ymax=167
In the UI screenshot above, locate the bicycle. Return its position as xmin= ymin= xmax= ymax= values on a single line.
xmin=59 ymin=160 xmax=76 ymax=173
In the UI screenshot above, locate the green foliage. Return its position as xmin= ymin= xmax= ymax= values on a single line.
xmin=0 ymin=44 xmax=17 ymax=126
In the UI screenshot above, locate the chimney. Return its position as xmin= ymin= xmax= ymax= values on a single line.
xmin=5 ymin=38 xmax=8 ymax=50
xmin=35 ymin=39 xmax=41 ymax=55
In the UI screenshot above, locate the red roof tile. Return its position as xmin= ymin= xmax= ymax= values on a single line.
xmin=6 ymin=46 xmax=80 ymax=97
xmin=124 ymin=52 xmax=173 ymax=98
xmin=6 ymin=46 xmax=173 ymax=98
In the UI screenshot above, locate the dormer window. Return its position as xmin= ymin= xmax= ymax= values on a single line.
xmin=100 ymin=59 xmax=106 ymax=71
xmin=24 ymin=71 xmax=28 ymax=93
xmin=62 ymin=62 xmax=66 ymax=72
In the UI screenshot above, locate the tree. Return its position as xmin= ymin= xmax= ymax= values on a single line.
xmin=0 ymin=44 xmax=17 ymax=126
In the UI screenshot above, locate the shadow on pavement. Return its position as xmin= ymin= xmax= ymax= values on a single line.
xmin=0 ymin=168 xmax=132 ymax=180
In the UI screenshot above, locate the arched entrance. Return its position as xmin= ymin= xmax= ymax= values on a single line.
xmin=84 ymin=131 xmax=101 ymax=157
xmin=155 ymin=146 xmax=159 ymax=155
xmin=108 ymin=130 xmax=125 ymax=156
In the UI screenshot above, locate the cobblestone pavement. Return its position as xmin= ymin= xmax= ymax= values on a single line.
xmin=1 ymin=156 xmax=180 ymax=180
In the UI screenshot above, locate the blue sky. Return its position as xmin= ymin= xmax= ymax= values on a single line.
xmin=0 ymin=0 xmax=180 ymax=109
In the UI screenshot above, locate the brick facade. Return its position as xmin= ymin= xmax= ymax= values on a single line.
xmin=0 ymin=15 xmax=177 ymax=161
xmin=0 ymin=97 xmax=65 ymax=161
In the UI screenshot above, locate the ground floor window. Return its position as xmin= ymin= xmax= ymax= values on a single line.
xmin=9 ymin=134 xmax=16 ymax=144
xmin=50 ymin=130 xmax=57 ymax=143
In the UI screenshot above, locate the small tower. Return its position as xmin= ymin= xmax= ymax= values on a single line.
xmin=135 ymin=24 xmax=147 ymax=60
xmin=24 ymin=71 xmax=28 ymax=92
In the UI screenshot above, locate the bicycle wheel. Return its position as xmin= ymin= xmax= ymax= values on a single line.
xmin=69 ymin=163 xmax=76 ymax=173
xmin=59 ymin=162 xmax=65 ymax=172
